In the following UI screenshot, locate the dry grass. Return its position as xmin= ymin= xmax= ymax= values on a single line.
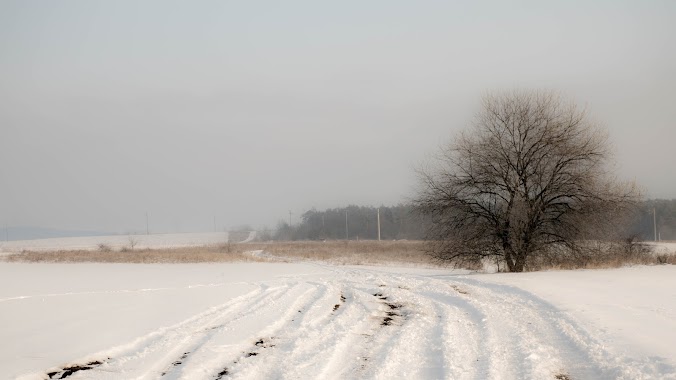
xmin=528 ymin=255 xmax=673 ymax=271
xmin=6 ymin=239 xmax=671 ymax=270
xmin=246 ymin=240 xmax=433 ymax=266
xmin=2 ymin=244 xmax=267 ymax=264
xmin=525 ymin=244 xmax=676 ymax=271
xmin=2 ymin=240 xmax=436 ymax=266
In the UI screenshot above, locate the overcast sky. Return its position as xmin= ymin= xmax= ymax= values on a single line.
xmin=1 ymin=1 xmax=675 ymax=234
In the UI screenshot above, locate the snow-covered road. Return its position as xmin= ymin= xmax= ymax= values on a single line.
xmin=2 ymin=262 xmax=674 ymax=380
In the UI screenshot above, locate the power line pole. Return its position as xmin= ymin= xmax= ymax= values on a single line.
xmin=377 ymin=208 xmax=381 ymax=241
xmin=146 ymin=212 xmax=150 ymax=235
xmin=653 ymin=207 xmax=657 ymax=242
xmin=289 ymin=210 xmax=293 ymax=226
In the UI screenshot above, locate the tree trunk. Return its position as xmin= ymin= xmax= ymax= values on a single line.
xmin=504 ymin=248 xmax=516 ymax=272
xmin=512 ymin=251 xmax=526 ymax=272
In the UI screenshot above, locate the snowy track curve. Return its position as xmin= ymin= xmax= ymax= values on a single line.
xmin=22 ymin=265 xmax=674 ymax=380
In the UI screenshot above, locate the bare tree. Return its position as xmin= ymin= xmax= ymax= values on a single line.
xmin=128 ymin=235 xmax=138 ymax=251
xmin=414 ymin=89 xmax=640 ymax=272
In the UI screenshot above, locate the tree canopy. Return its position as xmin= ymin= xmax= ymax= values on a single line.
xmin=414 ymin=89 xmax=640 ymax=272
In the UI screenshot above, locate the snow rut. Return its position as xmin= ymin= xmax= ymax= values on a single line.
xmin=37 ymin=267 xmax=672 ymax=380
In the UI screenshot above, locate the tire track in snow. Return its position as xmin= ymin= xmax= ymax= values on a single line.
xmin=308 ymin=285 xmax=392 ymax=379
xmin=146 ymin=281 xmax=318 ymax=380
xmin=419 ymin=276 xmax=652 ymax=379
xmin=213 ymin=282 xmax=330 ymax=379
xmin=45 ymin=282 xmax=297 ymax=379
xmin=34 ymin=265 xmax=674 ymax=380
xmin=236 ymin=265 xmax=655 ymax=379
xmin=324 ymin=267 xmax=664 ymax=380
xmin=94 ymin=284 xmax=277 ymax=379
xmin=105 ymin=280 xmax=328 ymax=380
xmin=228 ymin=280 xmax=395 ymax=379
xmin=367 ymin=284 xmax=480 ymax=380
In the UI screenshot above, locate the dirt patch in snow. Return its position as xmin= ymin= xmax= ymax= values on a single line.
xmin=333 ymin=292 xmax=347 ymax=311
xmin=451 ymin=285 xmax=470 ymax=295
xmin=372 ymin=292 xmax=403 ymax=326
xmin=215 ymin=367 xmax=229 ymax=379
xmin=160 ymin=351 xmax=191 ymax=376
xmin=47 ymin=359 xmax=106 ymax=379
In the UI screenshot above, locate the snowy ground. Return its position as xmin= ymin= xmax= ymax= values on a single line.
xmin=483 ymin=267 xmax=676 ymax=374
xmin=2 ymin=259 xmax=674 ymax=379
xmin=0 ymin=233 xmax=231 ymax=253
xmin=646 ymin=241 xmax=676 ymax=254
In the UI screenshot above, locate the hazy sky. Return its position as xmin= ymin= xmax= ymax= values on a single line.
xmin=1 ymin=1 xmax=675 ymax=234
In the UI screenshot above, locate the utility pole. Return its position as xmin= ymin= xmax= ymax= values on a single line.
xmin=289 ymin=210 xmax=293 ymax=226
xmin=653 ymin=207 xmax=657 ymax=242
xmin=377 ymin=208 xmax=381 ymax=241
xmin=345 ymin=210 xmax=349 ymax=240
xmin=146 ymin=212 xmax=150 ymax=235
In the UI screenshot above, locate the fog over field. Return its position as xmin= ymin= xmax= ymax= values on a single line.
xmin=4 ymin=4 xmax=676 ymax=379
xmin=1 ymin=1 xmax=675 ymax=234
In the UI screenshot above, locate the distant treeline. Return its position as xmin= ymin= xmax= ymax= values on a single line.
xmin=267 ymin=204 xmax=429 ymax=241
xmin=631 ymin=199 xmax=676 ymax=241
xmin=264 ymin=199 xmax=676 ymax=242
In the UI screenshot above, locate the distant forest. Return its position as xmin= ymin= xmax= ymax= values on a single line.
xmin=268 ymin=204 xmax=429 ymax=241
xmin=267 ymin=199 xmax=676 ymax=242
xmin=631 ymin=199 xmax=676 ymax=241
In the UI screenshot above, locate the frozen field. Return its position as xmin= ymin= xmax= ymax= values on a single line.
xmin=647 ymin=241 xmax=676 ymax=254
xmin=1 ymin=259 xmax=674 ymax=379
xmin=0 ymin=233 xmax=234 ymax=253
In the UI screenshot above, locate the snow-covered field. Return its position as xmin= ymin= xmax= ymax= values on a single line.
xmin=647 ymin=241 xmax=676 ymax=254
xmin=0 ymin=233 xmax=231 ymax=253
xmin=2 ymin=259 xmax=674 ymax=379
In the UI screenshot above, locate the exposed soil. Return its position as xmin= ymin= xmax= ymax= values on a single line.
xmin=451 ymin=285 xmax=470 ymax=295
xmin=215 ymin=367 xmax=229 ymax=380
xmin=47 ymin=360 xmax=106 ymax=379
xmin=172 ymin=352 xmax=190 ymax=366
